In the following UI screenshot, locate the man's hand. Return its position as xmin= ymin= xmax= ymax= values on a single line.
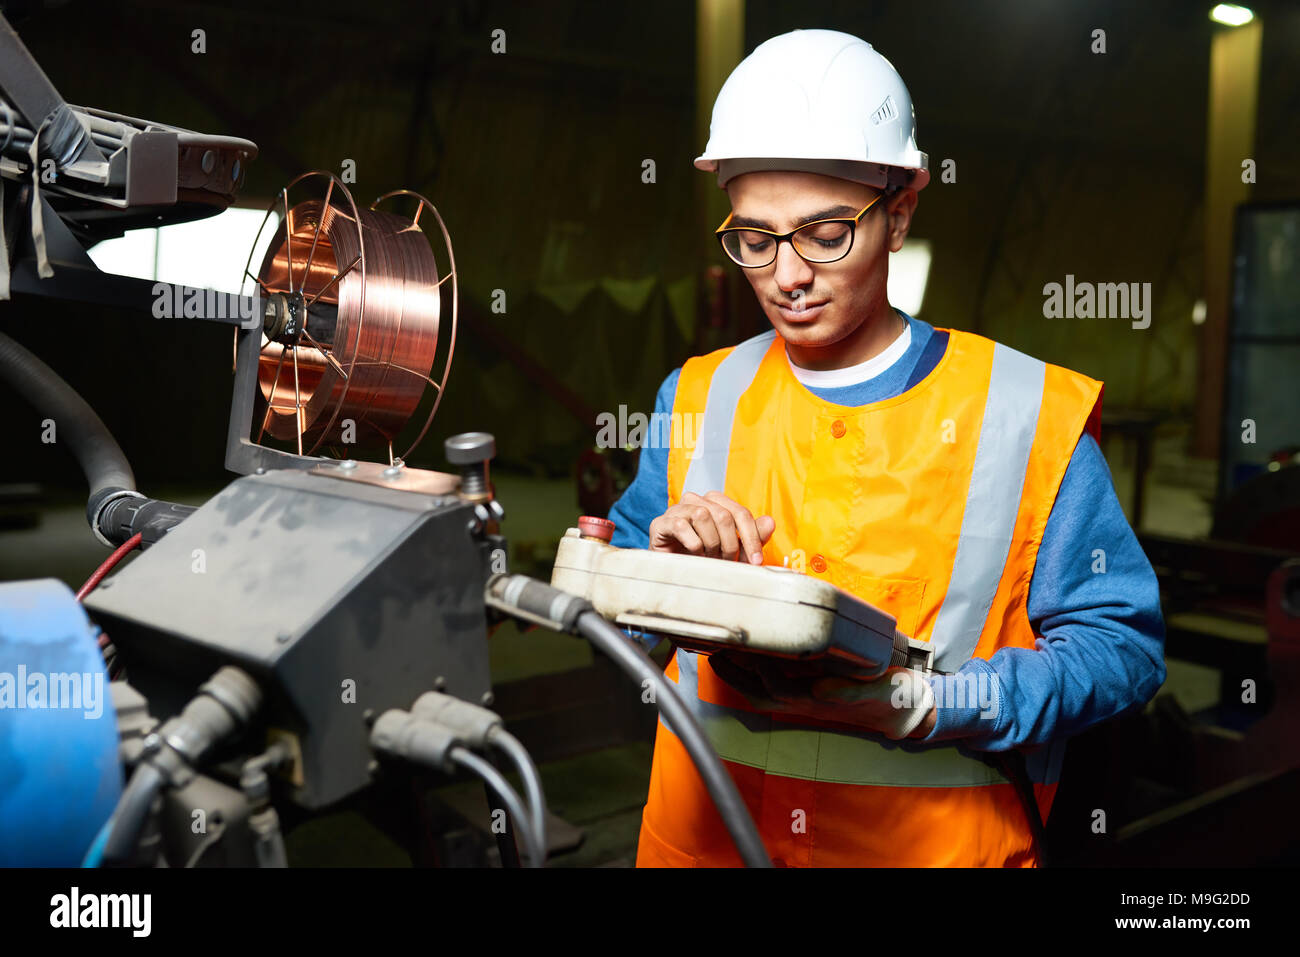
xmin=649 ymin=491 xmax=775 ymax=565
xmin=709 ymin=653 xmax=937 ymax=740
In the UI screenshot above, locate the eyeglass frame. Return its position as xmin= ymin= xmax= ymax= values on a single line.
xmin=714 ymin=191 xmax=889 ymax=268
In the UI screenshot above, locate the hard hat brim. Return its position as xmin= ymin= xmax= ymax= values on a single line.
xmin=697 ymin=155 xmax=930 ymax=192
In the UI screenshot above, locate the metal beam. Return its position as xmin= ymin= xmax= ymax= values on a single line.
xmin=1192 ymin=18 xmax=1262 ymax=459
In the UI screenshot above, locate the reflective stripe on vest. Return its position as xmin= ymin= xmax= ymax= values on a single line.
xmin=667 ymin=649 xmax=1005 ymax=787
xmin=683 ymin=329 xmax=777 ymax=496
xmin=929 ymin=344 xmax=1045 ymax=672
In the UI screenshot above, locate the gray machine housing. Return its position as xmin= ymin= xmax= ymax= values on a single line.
xmin=85 ymin=468 xmax=497 ymax=810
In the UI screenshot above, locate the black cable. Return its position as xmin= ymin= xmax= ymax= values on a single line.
xmin=484 ymin=574 xmax=770 ymax=867
xmin=573 ymin=610 xmax=771 ymax=868
xmin=0 ymin=329 xmax=135 ymax=524
xmin=990 ymin=750 xmax=1050 ymax=868
xmin=0 ymin=328 xmax=194 ymax=548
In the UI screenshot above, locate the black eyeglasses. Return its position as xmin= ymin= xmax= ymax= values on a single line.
xmin=715 ymin=193 xmax=886 ymax=268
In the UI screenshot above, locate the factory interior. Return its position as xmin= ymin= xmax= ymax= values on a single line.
xmin=0 ymin=0 xmax=1297 ymax=878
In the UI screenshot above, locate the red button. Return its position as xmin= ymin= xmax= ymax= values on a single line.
xmin=831 ymin=420 xmax=846 ymax=438
xmin=578 ymin=515 xmax=615 ymax=542
xmin=772 ymin=857 xmax=788 ymax=868
xmin=810 ymin=554 xmax=827 ymax=573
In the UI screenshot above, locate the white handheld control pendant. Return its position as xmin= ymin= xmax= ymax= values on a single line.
xmin=550 ymin=527 xmax=935 ymax=676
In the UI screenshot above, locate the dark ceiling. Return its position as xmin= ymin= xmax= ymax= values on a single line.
xmin=3 ymin=0 xmax=1297 ymax=486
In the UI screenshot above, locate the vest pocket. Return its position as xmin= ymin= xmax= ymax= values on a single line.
xmin=836 ymin=572 xmax=927 ymax=642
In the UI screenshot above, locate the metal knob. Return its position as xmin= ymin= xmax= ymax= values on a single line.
xmin=445 ymin=432 xmax=495 ymax=501
xmin=445 ymin=431 xmax=495 ymax=465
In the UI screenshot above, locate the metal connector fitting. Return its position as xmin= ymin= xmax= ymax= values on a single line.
xmin=369 ymin=709 xmax=463 ymax=774
xmin=410 ymin=691 xmax=502 ymax=749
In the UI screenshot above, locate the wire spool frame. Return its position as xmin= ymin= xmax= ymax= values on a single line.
xmin=238 ymin=172 xmax=457 ymax=465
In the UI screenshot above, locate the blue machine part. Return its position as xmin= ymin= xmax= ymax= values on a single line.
xmin=0 ymin=578 xmax=123 ymax=866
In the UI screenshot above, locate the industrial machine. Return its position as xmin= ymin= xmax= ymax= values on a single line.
xmin=0 ymin=7 xmax=1081 ymax=871
xmin=0 ymin=10 xmax=780 ymax=868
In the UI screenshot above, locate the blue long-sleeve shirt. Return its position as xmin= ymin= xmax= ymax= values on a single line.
xmin=607 ymin=313 xmax=1166 ymax=751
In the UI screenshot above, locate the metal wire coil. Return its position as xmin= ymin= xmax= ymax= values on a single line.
xmin=242 ymin=172 xmax=456 ymax=463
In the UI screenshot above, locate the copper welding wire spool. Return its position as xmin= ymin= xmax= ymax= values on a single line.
xmin=242 ymin=174 xmax=456 ymax=462
xmin=372 ymin=188 xmax=459 ymax=463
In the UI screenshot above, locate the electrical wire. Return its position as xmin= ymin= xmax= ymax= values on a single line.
xmin=448 ymin=746 xmax=544 ymax=868
xmin=573 ymin=610 xmax=771 ymax=868
xmin=484 ymin=574 xmax=771 ymax=867
xmin=487 ymin=728 xmax=548 ymax=862
xmin=76 ymin=532 xmax=143 ymax=601
xmin=989 ymin=751 xmax=1050 ymax=867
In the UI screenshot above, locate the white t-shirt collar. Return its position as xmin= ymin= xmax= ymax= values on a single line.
xmin=785 ymin=318 xmax=912 ymax=388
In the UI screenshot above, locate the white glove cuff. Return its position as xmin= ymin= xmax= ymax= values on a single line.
xmin=886 ymin=671 xmax=936 ymax=740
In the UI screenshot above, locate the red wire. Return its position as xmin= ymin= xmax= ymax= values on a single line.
xmin=76 ymin=532 xmax=144 ymax=602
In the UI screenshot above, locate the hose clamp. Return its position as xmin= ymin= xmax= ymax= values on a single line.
xmin=90 ymin=489 xmax=147 ymax=548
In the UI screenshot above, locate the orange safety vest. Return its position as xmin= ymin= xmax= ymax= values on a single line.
xmin=635 ymin=325 xmax=1103 ymax=867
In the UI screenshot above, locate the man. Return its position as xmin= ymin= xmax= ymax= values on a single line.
xmin=607 ymin=29 xmax=1166 ymax=867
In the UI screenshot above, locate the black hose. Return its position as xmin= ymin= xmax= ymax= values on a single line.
xmin=100 ymin=762 xmax=166 ymax=867
xmin=0 ymin=328 xmax=134 ymax=509
xmin=574 ymin=610 xmax=771 ymax=868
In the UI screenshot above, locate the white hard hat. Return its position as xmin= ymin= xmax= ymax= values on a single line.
xmin=696 ymin=29 xmax=929 ymax=192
